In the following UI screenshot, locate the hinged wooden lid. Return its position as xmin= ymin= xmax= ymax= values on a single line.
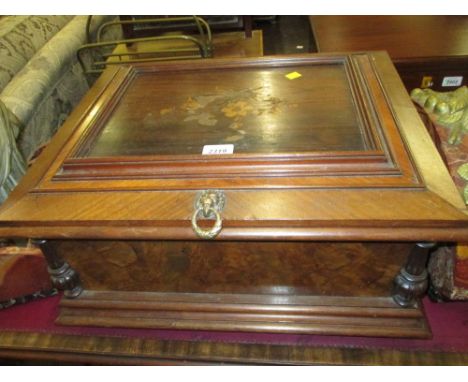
xmin=0 ymin=52 xmax=467 ymax=241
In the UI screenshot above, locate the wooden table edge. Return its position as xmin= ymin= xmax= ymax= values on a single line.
xmin=0 ymin=331 xmax=467 ymax=365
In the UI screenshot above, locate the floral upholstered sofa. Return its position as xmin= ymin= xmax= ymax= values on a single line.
xmin=0 ymin=15 xmax=120 ymax=203
xmin=0 ymin=16 xmax=122 ymax=307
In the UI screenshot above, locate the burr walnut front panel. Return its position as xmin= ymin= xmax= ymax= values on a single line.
xmin=56 ymin=240 xmax=410 ymax=297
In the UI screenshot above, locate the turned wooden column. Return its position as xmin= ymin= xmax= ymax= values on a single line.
xmin=33 ymin=240 xmax=83 ymax=298
xmin=393 ymin=242 xmax=436 ymax=307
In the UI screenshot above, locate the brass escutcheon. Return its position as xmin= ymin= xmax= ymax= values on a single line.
xmin=191 ymin=190 xmax=225 ymax=239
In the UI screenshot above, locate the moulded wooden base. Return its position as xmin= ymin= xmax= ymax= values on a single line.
xmin=57 ymin=291 xmax=431 ymax=339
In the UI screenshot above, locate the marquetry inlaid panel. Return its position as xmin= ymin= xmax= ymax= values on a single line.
xmin=26 ymin=54 xmax=425 ymax=191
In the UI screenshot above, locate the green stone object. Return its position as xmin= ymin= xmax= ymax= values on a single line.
xmin=411 ymin=86 xmax=468 ymax=145
xmin=457 ymin=163 xmax=468 ymax=181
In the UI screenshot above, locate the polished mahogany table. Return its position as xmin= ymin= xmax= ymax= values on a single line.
xmin=0 ymin=53 xmax=467 ymax=339
xmin=310 ymin=16 xmax=468 ymax=92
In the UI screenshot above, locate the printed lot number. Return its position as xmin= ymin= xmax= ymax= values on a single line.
xmin=202 ymin=144 xmax=234 ymax=155
xmin=442 ymin=76 xmax=463 ymax=87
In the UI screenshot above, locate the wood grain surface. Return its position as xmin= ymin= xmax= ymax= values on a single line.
xmin=0 ymin=53 xmax=466 ymax=242
xmin=0 ymin=53 xmax=466 ymax=339
xmin=55 ymin=240 xmax=408 ymax=296
xmin=52 ymin=240 xmax=429 ymax=337
xmin=58 ymin=289 xmax=430 ymax=338
xmin=85 ymin=64 xmax=365 ymax=156
xmin=310 ymin=16 xmax=468 ymax=92
xmin=310 ymin=16 xmax=468 ymax=59
xmin=1 ymin=331 xmax=466 ymax=365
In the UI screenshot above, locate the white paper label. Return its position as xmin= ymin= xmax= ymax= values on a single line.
xmin=442 ymin=76 xmax=463 ymax=87
xmin=202 ymin=144 xmax=234 ymax=155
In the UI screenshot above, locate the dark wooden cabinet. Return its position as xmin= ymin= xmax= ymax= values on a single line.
xmin=119 ymin=16 xmax=253 ymax=39
xmin=0 ymin=53 xmax=467 ymax=338
xmin=310 ymin=16 xmax=468 ymax=92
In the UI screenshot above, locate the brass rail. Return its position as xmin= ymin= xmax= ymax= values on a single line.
xmin=79 ymin=16 xmax=213 ymax=81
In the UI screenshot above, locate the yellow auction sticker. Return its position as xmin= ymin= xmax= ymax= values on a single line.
xmin=285 ymin=71 xmax=302 ymax=80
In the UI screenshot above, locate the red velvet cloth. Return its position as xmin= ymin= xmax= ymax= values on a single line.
xmin=0 ymin=293 xmax=467 ymax=352
xmin=431 ymin=123 xmax=468 ymax=291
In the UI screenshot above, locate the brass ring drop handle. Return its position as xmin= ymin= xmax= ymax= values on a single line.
xmin=191 ymin=206 xmax=222 ymax=239
xmin=191 ymin=190 xmax=225 ymax=239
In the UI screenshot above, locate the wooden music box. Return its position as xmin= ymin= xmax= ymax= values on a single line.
xmin=1 ymin=53 xmax=467 ymax=338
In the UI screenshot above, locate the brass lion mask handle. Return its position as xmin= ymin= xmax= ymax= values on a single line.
xmin=191 ymin=190 xmax=225 ymax=239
